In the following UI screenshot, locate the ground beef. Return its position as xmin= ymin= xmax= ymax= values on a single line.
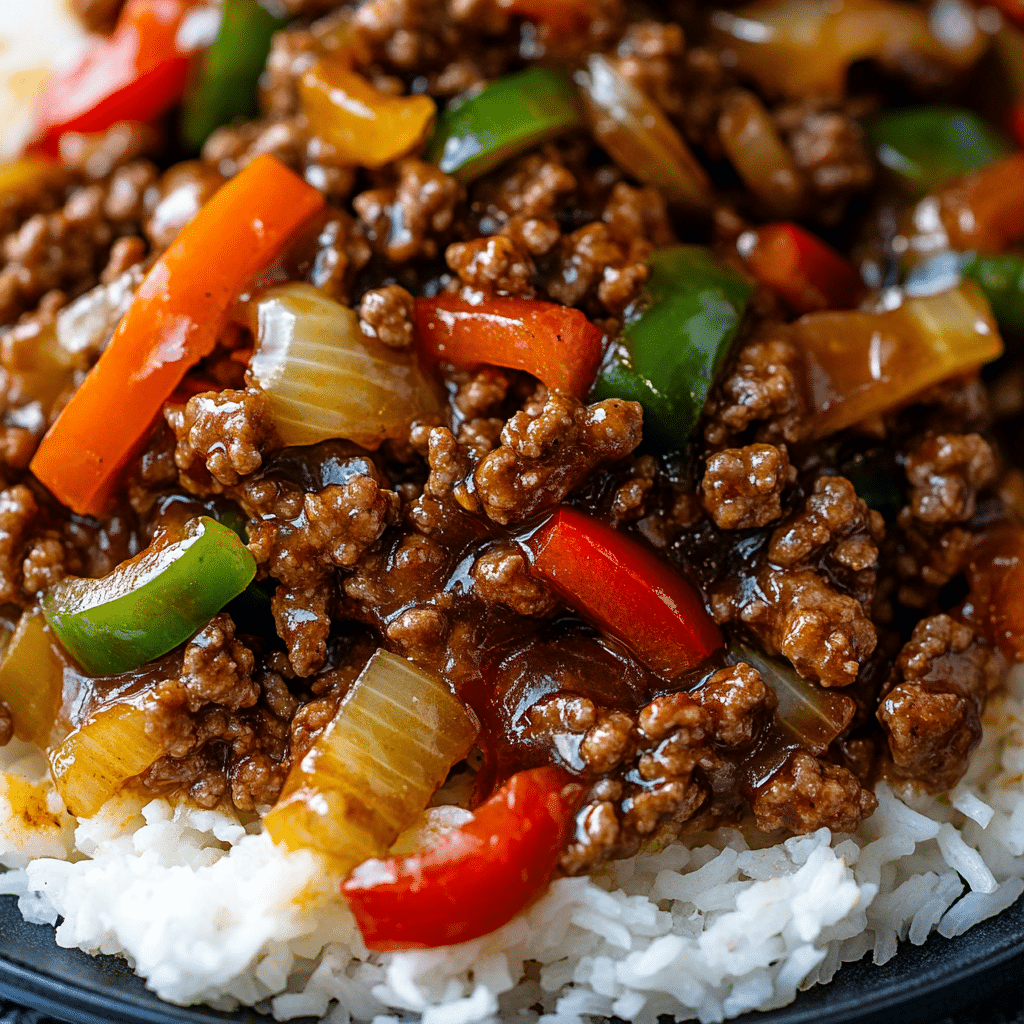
xmin=904 ymin=433 xmax=996 ymax=524
xmin=353 ymin=159 xmax=462 ymax=263
xmin=446 ymin=235 xmax=536 ymax=297
xmin=0 ymin=703 xmax=12 ymax=747
xmin=750 ymin=751 xmax=877 ymax=833
xmin=168 ymin=389 xmax=276 ymax=491
xmin=71 ymin=0 xmax=124 ymax=31
xmin=471 ymin=543 xmax=557 ymax=616
xmin=272 ymin=582 xmax=335 ymax=677
xmin=144 ymin=162 xmax=225 ymax=251
xmin=179 ymin=614 xmax=259 ymax=713
xmin=474 ymin=391 xmax=643 ymax=524
xmin=700 ymin=662 xmax=777 ymax=747
xmin=878 ymin=614 xmax=1005 ymax=790
xmin=704 ymin=330 xmax=809 ymax=446
xmin=0 ymin=485 xmax=41 ymax=606
xmin=358 ymin=285 xmax=416 ymax=349
xmin=307 ymin=212 xmax=372 ymax=303
xmin=561 ymin=690 xmax=715 ymax=874
xmin=701 ymin=443 xmax=794 ymax=530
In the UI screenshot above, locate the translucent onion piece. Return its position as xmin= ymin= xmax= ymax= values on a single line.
xmin=710 ymin=0 xmax=987 ymax=99
xmin=727 ymin=643 xmax=855 ymax=754
xmin=247 ymin=283 xmax=441 ymax=450
xmin=265 ymin=648 xmax=478 ymax=874
xmin=575 ymin=54 xmax=712 ymax=211
xmin=0 ymin=609 xmax=61 ymax=749
xmin=48 ymin=702 xmax=164 ymax=818
xmin=717 ymin=90 xmax=804 ymax=216
xmin=300 ymin=60 xmax=436 ymax=170
xmin=795 ymin=281 xmax=1003 ymax=438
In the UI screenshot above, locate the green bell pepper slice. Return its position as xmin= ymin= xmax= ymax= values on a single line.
xmin=906 ymin=250 xmax=1024 ymax=335
xmin=869 ymin=106 xmax=1014 ymax=195
xmin=43 ymin=516 xmax=257 ymax=676
xmin=180 ymin=0 xmax=289 ymax=152
xmin=427 ymin=66 xmax=584 ymax=182
xmin=591 ymin=245 xmax=754 ymax=453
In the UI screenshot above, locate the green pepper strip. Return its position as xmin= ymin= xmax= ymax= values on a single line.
xmin=870 ymin=106 xmax=1014 ymax=196
xmin=426 ymin=66 xmax=584 ymax=182
xmin=180 ymin=0 xmax=289 ymax=152
xmin=43 ymin=516 xmax=257 ymax=676
xmin=591 ymin=245 xmax=754 ymax=453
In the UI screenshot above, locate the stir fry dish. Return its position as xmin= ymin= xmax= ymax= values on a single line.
xmin=4 ymin=0 xmax=1024 ymax=1019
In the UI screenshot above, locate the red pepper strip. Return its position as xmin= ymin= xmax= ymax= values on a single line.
xmin=31 ymin=0 xmax=197 ymax=158
xmin=1012 ymin=105 xmax=1024 ymax=151
xmin=343 ymin=766 xmax=584 ymax=951
xmin=521 ymin=507 xmax=723 ymax=677
xmin=966 ymin=525 xmax=1024 ymax=662
xmin=499 ymin=0 xmax=592 ymax=33
xmin=990 ymin=0 xmax=1024 ymax=27
xmin=739 ymin=222 xmax=865 ymax=315
xmin=414 ymin=295 xmax=604 ymax=399
xmin=30 ymin=154 xmax=325 ymax=517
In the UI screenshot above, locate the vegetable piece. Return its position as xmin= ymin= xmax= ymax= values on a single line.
xmin=717 ymin=90 xmax=803 ymax=216
xmin=43 ymin=516 xmax=256 ymax=677
xmin=343 ymin=766 xmax=583 ymax=950
xmin=300 ymin=61 xmax=436 ymax=169
xmin=989 ymin=23 xmax=1024 ymax=148
xmin=265 ymin=649 xmax=478 ymax=874
xmin=30 ymin=154 xmax=324 ymax=517
xmin=737 ymin=222 xmax=865 ymax=314
xmin=967 ymin=526 xmax=1024 ymax=661
xmin=0 ymin=610 xmax=63 ymax=749
xmin=795 ymin=282 xmax=1003 ymax=438
xmin=427 ymin=67 xmax=584 ymax=182
xmin=521 ymin=507 xmax=722 ymax=677
xmin=0 ymin=158 xmax=68 ymax=205
xmin=500 ymin=0 xmax=592 ymax=32
xmin=30 ymin=0 xmax=201 ymax=158
xmin=907 ymin=251 xmax=1024 ymax=336
xmin=180 ymin=0 xmax=288 ymax=151
xmin=592 ymin=245 xmax=754 ymax=452
xmin=869 ymin=106 xmax=1014 ymax=196
xmin=726 ymin=644 xmax=855 ymax=755
xmin=248 ymin=283 xmax=441 ymax=449
xmin=413 ymin=294 xmax=604 ymax=399
xmin=987 ymin=0 xmax=1024 ymax=27
xmin=575 ymin=54 xmax=712 ymax=211
xmin=49 ymin=702 xmax=165 ymax=818
xmin=709 ymin=0 xmax=987 ymax=99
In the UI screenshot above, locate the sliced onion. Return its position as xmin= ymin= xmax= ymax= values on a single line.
xmin=265 ymin=649 xmax=478 ymax=875
xmin=246 ymin=282 xmax=441 ymax=450
xmin=0 ymin=609 xmax=62 ymax=750
xmin=717 ymin=90 xmax=804 ymax=216
xmin=711 ymin=0 xmax=987 ymax=99
xmin=48 ymin=702 xmax=165 ymax=818
xmin=574 ymin=54 xmax=712 ymax=212
xmin=727 ymin=642 xmax=855 ymax=754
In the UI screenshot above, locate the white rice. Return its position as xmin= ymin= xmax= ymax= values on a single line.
xmin=5 ymin=665 xmax=1024 ymax=1024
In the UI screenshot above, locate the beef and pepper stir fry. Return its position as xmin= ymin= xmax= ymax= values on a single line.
xmin=3 ymin=0 xmax=1024 ymax=949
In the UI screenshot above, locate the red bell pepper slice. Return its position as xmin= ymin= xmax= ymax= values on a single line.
xmin=990 ymin=0 xmax=1024 ymax=27
xmin=30 ymin=154 xmax=325 ymax=517
xmin=500 ymin=0 xmax=592 ymax=33
xmin=521 ymin=507 xmax=722 ymax=677
xmin=413 ymin=295 xmax=604 ymax=398
xmin=31 ymin=0 xmax=199 ymax=158
xmin=342 ymin=766 xmax=583 ymax=950
xmin=739 ymin=222 xmax=865 ymax=315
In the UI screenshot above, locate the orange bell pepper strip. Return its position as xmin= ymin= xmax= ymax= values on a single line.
xmin=31 ymin=0 xmax=199 ymax=159
xmin=30 ymin=154 xmax=325 ymax=517
xmin=413 ymin=294 xmax=605 ymax=398
xmin=738 ymin=222 xmax=865 ymax=315
xmin=343 ymin=766 xmax=584 ymax=950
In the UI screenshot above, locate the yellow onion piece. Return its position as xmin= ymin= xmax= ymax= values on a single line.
xmin=574 ymin=54 xmax=712 ymax=211
xmin=300 ymin=59 xmax=436 ymax=169
xmin=246 ymin=282 xmax=441 ymax=450
xmin=711 ymin=0 xmax=987 ymax=99
xmin=48 ymin=702 xmax=164 ymax=818
xmin=0 ymin=609 xmax=61 ymax=749
xmin=795 ymin=281 xmax=1002 ymax=438
xmin=717 ymin=90 xmax=804 ymax=216
xmin=265 ymin=649 xmax=478 ymax=874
